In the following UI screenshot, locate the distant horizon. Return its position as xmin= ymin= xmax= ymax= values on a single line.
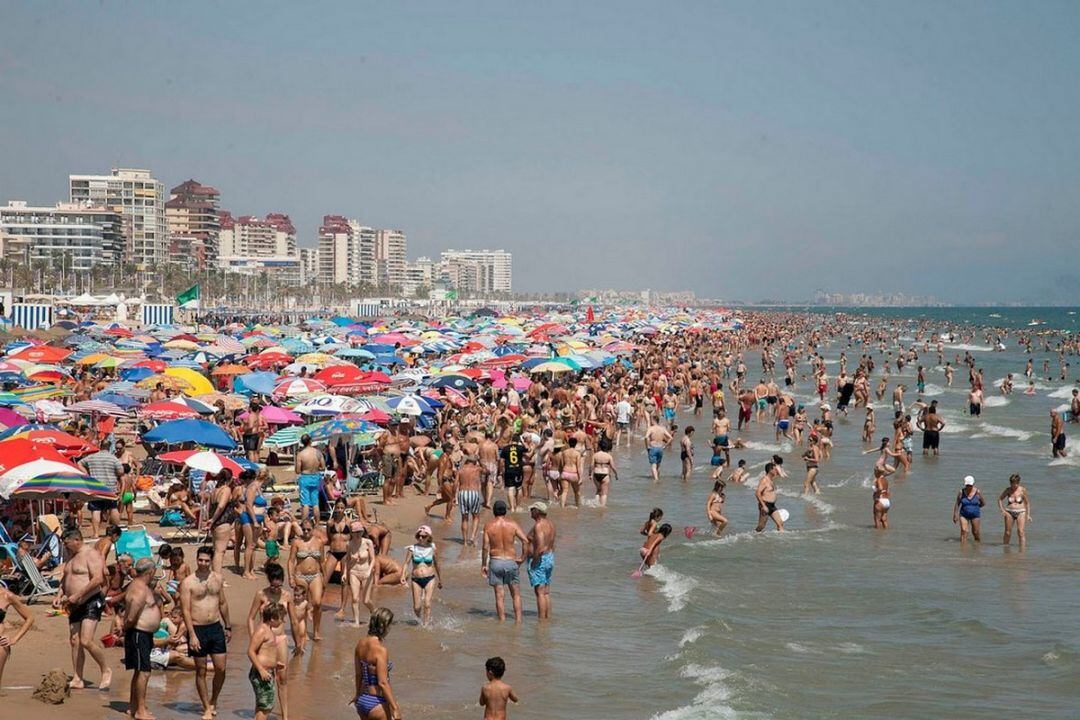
xmin=2 ymin=2 xmax=1078 ymax=303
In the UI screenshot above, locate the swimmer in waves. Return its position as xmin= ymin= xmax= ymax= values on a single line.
xmin=872 ymin=464 xmax=894 ymax=530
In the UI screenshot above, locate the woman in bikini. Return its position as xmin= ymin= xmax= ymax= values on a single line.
xmin=590 ymin=442 xmax=617 ymax=508
xmin=998 ymin=473 xmax=1032 ymax=547
xmin=238 ymin=470 xmax=268 ymax=580
xmin=556 ymin=437 xmax=584 ymax=508
xmin=206 ymin=470 xmax=237 ymax=575
xmin=324 ymin=502 xmax=351 ymax=587
xmin=352 ymin=607 xmax=401 ymax=720
xmin=344 ymin=522 xmax=377 ymax=627
xmin=400 ymin=524 xmax=442 ymax=625
xmin=0 ymin=580 xmax=34 ymax=690
xmin=872 ymin=465 xmax=893 ymax=529
xmin=287 ymin=521 xmax=326 ymax=641
xmin=706 ymin=480 xmax=728 ymax=535
xmin=802 ymin=437 xmax=822 ymax=495
xmin=423 ymin=443 xmax=457 ymax=520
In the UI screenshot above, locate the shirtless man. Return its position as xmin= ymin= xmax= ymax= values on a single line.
xmin=479 ymin=431 xmax=500 ymax=509
xmin=968 ymin=386 xmax=984 ymax=417
xmin=481 ymin=501 xmax=530 ymax=623
xmin=124 ymin=558 xmax=163 ymax=720
xmin=645 ymin=421 xmax=673 ymax=483
xmin=56 ymin=529 xmax=111 ymax=690
xmin=1051 ymin=410 xmax=1067 ymax=458
xmin=737 ymin=389 xmax=755 ymax=431
xmin=376 ymin=423 xmax=405 ymax=506
xmin=294 ymin=434 xmax=325 ymax=523
xmin=918 ymin=400 xmax=946 ymax=456
xmin=242 ymin=402 xmax=268 ymax=464
xmin=180 ymin=546 xmax=232 ymax=720
xmin=457 ymin=456 xmax=484 ymax=546
xmin=711 ymin=410 xmax=732 ymax=467
xmin=754 ymin=463 xmax=785 ymax=533
xmin=753 ymin=380 xmax=769 ymax=423
xmin=526 ymin=502 xmax=556 ymax=620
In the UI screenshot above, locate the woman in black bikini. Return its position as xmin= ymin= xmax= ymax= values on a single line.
xmin=324 ymin=501 xmax=351 ymax=592
xmin=206 ymin=469 xmax=236 ymax=575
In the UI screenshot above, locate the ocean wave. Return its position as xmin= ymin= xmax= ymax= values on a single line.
xmin=948 ymin=343 xmax=993 ymax=352
xmin=691 ymin=522 xmax=844 ymax=549
xmin=777 ymin=487 xmax=834 ymax=515
xmin=646 ymin=564 xmax=699 ymax=613
xmin=679 ymin=625 xmax=708 ymax=648
xmin=981 ymin=396 xmax=1010 ymax=408
xmin=650 ymin=664 xmax=739 ymax=720
xmin=921 ymin=383 xmax=945 ymax=397
xmin=977 ymin=423 xmax=1034 ymax=442
xmin=1048 ymin=385 xmax=1078 ymax=399
xmin=742 ymin=440 xmax=792 ymax=454
xmin=1049 ymin=456 xmax=1080 ymax=468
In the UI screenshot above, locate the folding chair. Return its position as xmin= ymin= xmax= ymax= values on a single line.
xmin=0 ymin=544 xmax=59 ymax=603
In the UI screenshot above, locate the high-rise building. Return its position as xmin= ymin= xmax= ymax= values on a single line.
xmin=69 ymin=168 xmax=166 ymax=267
xmin=375 ymin=229 xmax=407 ymax=289
xmin=218 ymin=212 xmax=296 ymax=258
xmin=0 ymin=200 xmax=123 ymax=270
xmin=316 ymin=216 xmax=378 ymax=287
xmin=299 ymin=247 xmax=319 ymax=285
xmin=402 ymin=256 xmax=434 ymax=297
xmin=166 ymin=179 xmax=221 ymax=270
xmin=438 ymin=249 xmax=512 ymax=294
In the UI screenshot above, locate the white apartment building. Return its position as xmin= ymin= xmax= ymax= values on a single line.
xmin=299 ymin=247 xmax=319 ymax=285
xmin=69 ymin=168 xmax=166 ymax=267
xmin=375 ymin=229 xmax=407 ymax=288
xmin=0 ymin=200 xmax=123 ymax=270
xmin=439 ymin=249 xmax=512 ymax=294
xmin=316 ymin=216 xmax=378 ymax=287
xmin=218 ymin=212 xmax=296 ymax=259
xmin=402 ymin=256 xmax=434 ymax=297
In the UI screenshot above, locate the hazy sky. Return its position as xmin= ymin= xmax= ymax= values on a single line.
xmin=1 ymin=1 xmax=1078 ymax=302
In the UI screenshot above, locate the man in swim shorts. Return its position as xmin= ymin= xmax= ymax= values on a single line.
xmin=294 ymin=434 xmax=325 ymax=522
xmin=527 ymin=502 xmax=556 ymax=620
xmin=59 ymin=528 xmax=112 ymax=690
xmin=645 ymin=421 xmax=673 ymax=483
xmin=481 ymin=501 xmax=529 ymax=622
xmin=457 ymin=455 xmax=484 ymax=546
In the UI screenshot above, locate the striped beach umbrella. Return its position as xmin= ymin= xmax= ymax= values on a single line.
xmin=11 ymin=469 xmax=115 ymax=501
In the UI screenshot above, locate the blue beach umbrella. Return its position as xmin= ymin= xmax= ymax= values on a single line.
xmin=141 ymin=419 xmax=237 ymax=450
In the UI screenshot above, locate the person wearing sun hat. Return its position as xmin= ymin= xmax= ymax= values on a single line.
xmin=526 ymin=502 xmax=556 ymax=620
xmin=953 ymin=475 xmax=985 ymax=543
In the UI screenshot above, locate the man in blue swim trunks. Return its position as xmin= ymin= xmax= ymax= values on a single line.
xmin=645 ymin=421 xmax=673 ymax=483
xmin=294 ymin=434 xmax=325 ymax=523
xmin=526 ymin=502 xmax=556 ymax=620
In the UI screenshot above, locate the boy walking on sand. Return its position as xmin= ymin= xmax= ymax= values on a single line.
xmin=479 ymin=656 xmax=518 ymax=719
xmin=247 ymin=604 xmax=284 ymax=720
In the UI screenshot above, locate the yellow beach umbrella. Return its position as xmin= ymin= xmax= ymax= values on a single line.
xmin=164 ymin=367 xmax=214 ymax=396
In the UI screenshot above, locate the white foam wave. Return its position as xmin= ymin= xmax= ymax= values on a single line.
xmin=1048 ymin=386 xmax=1078 ymax=399
xmin=948 ymin=343 xmax=993 ymax=352
xmin=646 ymin=564 xmax=699 ymax=613
xmin=777 ymin=487 xmax=834 ymax=515
xmin=651 ymin=664 xmax=739 ymax=720
xmin=679 ymin=625 xmax=708 ymax=648
xmin=691 ymin=522 xmax=844 ymax=549
xmin=1049 ymin=456 xmax=1080 ymax=468
xmin=977 ymin=423 xmax=1033 ymax=442
xmin=982 ymin=396 xmax=1010 ymax=408
xmin=785 ymin=641 xmax=823 ymax=655
xmin=921 ymin=383 xmax=945 ymax=397
xmin=742 ymin=440 xmax=792 ymax=453
xmin=1054 ymin=403 xmax=1070 ymax=413
xmin=835 ymin=642 xmax=867 ymax=654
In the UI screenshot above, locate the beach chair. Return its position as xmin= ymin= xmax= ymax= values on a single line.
xmin=115 ymin=525 xmax=153 ymax=561
xmin=0 ymin=543 xmax=59 ymax=603
xmin=350 ymin=471 xmax=384 ymax=496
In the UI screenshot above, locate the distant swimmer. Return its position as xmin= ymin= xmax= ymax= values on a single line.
xmin=998 ymin=474 xmax=1031 ymax=548
xmin=953 ymin=476 xmax=985 ymax=543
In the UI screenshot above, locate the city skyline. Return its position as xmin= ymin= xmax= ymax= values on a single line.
xmin=1 ymin=3 xmax=1079 ymax=303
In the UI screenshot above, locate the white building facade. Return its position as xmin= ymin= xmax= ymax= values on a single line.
xmin=69 ymin=168 xmax=166 ymax=267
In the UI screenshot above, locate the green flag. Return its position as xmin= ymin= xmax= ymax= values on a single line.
xmin=446 ymin=289 xmax=458 ymax=300
xmin=177 ymin=284 xmax=200 ymax=308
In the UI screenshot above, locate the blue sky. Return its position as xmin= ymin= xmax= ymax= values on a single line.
xmin=1 ymin=1 xmax=1077 ymax=301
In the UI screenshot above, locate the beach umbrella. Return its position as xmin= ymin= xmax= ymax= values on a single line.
xmin=193 ymin=392 xmax=248 ymax=412
xmin=159 ymin=450 xmax=245 ymax=476
xmin=234 ymin=371 xmax=278 ymax=396
xmin=139 ymin=401 xmax=201 ymax=420
xmin=0 ymin=407 xmax=29 ymax=429
xmin=265 ymin=426 xmax=302 ymax=448
xmin=0 ymin=427 xmax=98 ymax=458
xmin=211 ymin=363 xmax=250 ymax=377
xmin=359 ymin=408 xmax=391 ymax=425
xmin=428 ymin=374 xmax=477 ymax=390
xmin=141 ymin=419 xmax=237 ymax=450
xmin=385 ymin=395 xmax=436 ymax=416
xmin=25 ymin=364 xmax=73 ymax=383
xmin=8 ymin=345 xmax=72 ymax=364
xmin=136 ymin=374 xmax=192 ymax=392
xmin=529 ymin=361 xmax=575 ymax=374
xmin=306 ymin=418 xmax=379 ymax=442
xmin=272 ymin=377 xmax=327 ymax=399
xmin=253 ymin=405 xmax=303 ymax=425
xmin=66 ymin=400 xmax=130 ymax=418
xmin=164 ymin=367 xmax=214 ymax=396
xmin=92 ymin=391 xmax=140 ymax=409
xmin=11 ymin=470 xmax=114 ymax=501
xmin=294 ymin=394 xmax=362 ymax=416
xmin=121 ymin=367 xmax=158 ymax=382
